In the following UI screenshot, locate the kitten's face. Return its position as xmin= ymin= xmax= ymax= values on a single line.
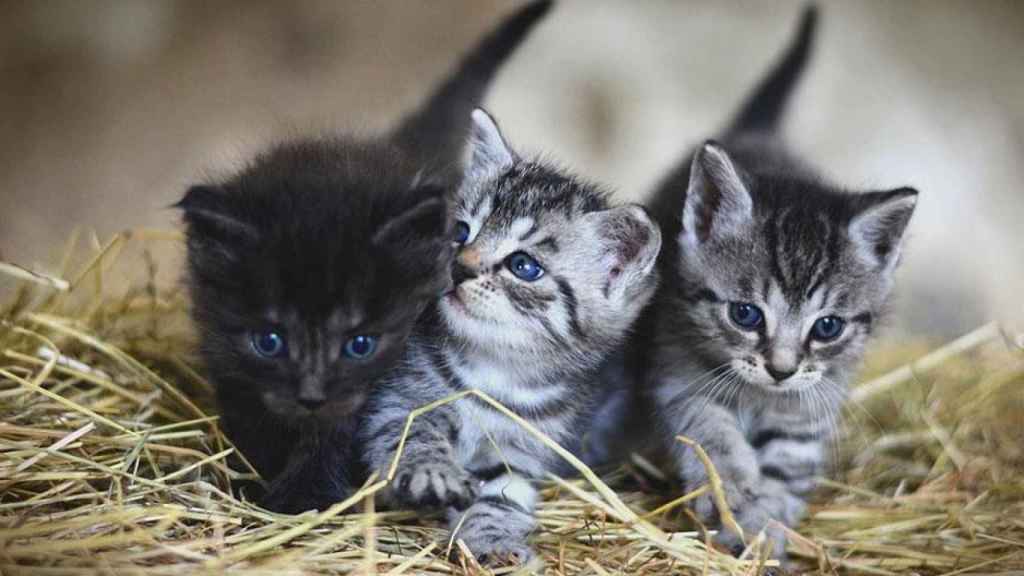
xmin=681 ymin=220 xmax=881 ymax=393
xmin=439 ymin=110 xmax=661 ymax=363
xmin=181 ymin=140 xmax=452 ymax=423
xmin=673 ymin=143 xmax=917 ymax=394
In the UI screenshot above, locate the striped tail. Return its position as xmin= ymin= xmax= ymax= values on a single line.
xmin=726 ymin=4 xmax=818 ymax=136
xmin=393 ymin=0 xmax=552 ymax=182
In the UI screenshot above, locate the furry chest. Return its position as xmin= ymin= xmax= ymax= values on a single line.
xmin=450 ymin=394 xmax=572 ymax=474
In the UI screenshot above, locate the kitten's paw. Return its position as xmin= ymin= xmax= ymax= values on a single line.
xmin=392 ymin=461 xmax=477 ymax=509
xmin=706 ymin=482 xmax=804 ymax=559
xmin=260 ymin=488 xmax=327 ymax=515
xmin=688 ymin=472 xmax=759 ymax=528
xmin=448 ymin=491 xmax=538 ymax=567
xmin=712 ymin=514 xmax=786 ymax=559
xmin=679 ymin=445 xmax=761 ymax=526
xmin=259 ymin=476 xmax=343 ymax=515
xmin=457 ymin=535 xmax=535 ymax=567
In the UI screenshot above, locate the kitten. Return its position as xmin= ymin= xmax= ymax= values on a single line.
xmin=360 ymin=108 xmax=662 ymax=564
xmin=177 ymin=0 xmax=552 ymax=514
xmin=645 ymin=6 xmax=918 ymax=556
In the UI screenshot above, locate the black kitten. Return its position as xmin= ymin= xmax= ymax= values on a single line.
xmin=177 ymin=1 xmax=552 ymax=514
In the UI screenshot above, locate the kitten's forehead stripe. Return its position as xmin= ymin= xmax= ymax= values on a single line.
xmin=535 ymin=236 xmax=559 ymax=252
xmin=486 ymin=163 xmax=608 ymax=225
xmin=469 ymin=188 xmax=491 ymax=218
xmin=762 ymin=200 xmax=837 ymax=307
xmin=516 ymin=218 xmax=539 ymax=241
xmin=738 ymin=277 xmax=754 ymax=299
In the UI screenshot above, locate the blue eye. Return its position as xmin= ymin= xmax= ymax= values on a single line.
xmin=728 ymin=302 xmax=764 ymax=330
xmin=343 ymin=335 xmax=378 ymax=359
xmin=454 ymin=221 xmax=471 ymax=244
xmin=251 ymin=330 xmax=286 ymax=358
xmin=506 ymin=251 xmax=544 ymax=281
xmin=811 ymin=316 xmax=845 ymax=342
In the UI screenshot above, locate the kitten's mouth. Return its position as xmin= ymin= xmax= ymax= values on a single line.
xmin=263 ymin=391 xmax=367 ymax=421
xmin=313 ymin=393 xmax=367 ymax=419
xmin=443 ymin=289 xmax=467 ymax=311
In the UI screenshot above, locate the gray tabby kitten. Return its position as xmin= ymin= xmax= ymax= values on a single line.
xmin=361 ymin=108 xmax=661 ymax=565
xmin=645 ymin=6 xmax=918 ymax=555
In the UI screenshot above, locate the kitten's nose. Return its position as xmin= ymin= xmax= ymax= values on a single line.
xmin=297 ymin=395 xmax=325 ymax=410
xmin=765 ymin=364 xmax=797 ymax=383
xmin=452 ymin=262 xmax=478 ymax=286
xmin=297 ymin=384 xmax=326 ymax=410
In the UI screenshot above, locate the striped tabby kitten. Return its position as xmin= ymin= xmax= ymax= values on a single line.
xmin=361 ymin=109 xmax=661 ymax=564
xmin=645 ymin=7 xmax=918 ymax=555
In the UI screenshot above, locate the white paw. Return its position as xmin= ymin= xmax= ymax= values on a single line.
xmin=393 ymin=461 xmax=477 ymax=509
xmin=459 ymin=535 xmax=535 ymax=567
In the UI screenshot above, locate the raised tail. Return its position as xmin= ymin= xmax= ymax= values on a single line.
xmin=392 ymin=0 xmax=552 ymax=180
xmin=726 ymin=4 xmax=818 ymax=136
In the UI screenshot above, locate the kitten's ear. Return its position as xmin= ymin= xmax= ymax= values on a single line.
xmin=464 ymin=108 xmax=516 ymax=182
xmin=848 ymin=187 xmax=918 ymax=272
xmin=174 ymin=184 xmax=257 ymax=240
xmin=587 ymin=204 xmax=662 ymax=300
xmin=680 ymin=142 xmax=753 ymax=246
xmin=372 ymin=190 xmax=450 ymax=247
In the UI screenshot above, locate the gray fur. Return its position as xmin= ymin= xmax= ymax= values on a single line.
xmin=648 ymin=138 xmax=915 ymax=556
xmin=642 ymin=7 xmax=918 ymax=557
xmin=361 ymin=108 xmax=661 ymax=565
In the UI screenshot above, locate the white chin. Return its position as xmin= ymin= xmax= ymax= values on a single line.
xmin=761 ymin=378 xmax=817 ymax=394
xmin=440 ymin=298 xmax=532 ymax=349
xmin=440 ymin=296 xmax=484 ymax=333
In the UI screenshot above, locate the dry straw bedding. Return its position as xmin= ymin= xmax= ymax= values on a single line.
xmin=1 ymin=229 xmax=1022 ymax=575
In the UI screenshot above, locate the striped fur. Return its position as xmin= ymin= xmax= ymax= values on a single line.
xmin=360 ymin=109 xmax=661 ymax=565
xmin=643 ymin=6 xmax=918 ymax=557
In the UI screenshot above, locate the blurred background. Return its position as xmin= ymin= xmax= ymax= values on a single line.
xmin=0 ymin=0 xmax=1021 ymax=339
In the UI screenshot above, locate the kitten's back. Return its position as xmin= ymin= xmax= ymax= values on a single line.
xmin=647 ymin=5 xmax=819 ymax=234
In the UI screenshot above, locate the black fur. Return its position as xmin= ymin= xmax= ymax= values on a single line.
xmin=177 ymin=1 xmax=552 ymax=513
xmin=180 ymin=141 xmax=453 ymax=513
xmin=726 ymin=5 xmax=818 ymax=136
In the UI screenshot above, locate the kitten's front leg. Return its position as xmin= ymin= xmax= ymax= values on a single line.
xmin=448 ymin=472 xmax=538 ymax=566
xmin=666 ymin=399 xmax=798 ymax=554
xmin=363 ymin=401 xmax=477 ymax=509
xmin=260 ymin=422 xmax=355 ymax=514
xmin=667 ymin=401 xmax=760 ymax=528
xmin=261 ymin=453 xmax=335 ymax=514
xmin=738 ymin=477 xmax=806 ymax=558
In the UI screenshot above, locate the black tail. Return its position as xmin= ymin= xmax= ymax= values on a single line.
xmin=726 ymin=4 xmax=818 ymax=136
xmin=393 ymin=0 xmax=552 ymax=180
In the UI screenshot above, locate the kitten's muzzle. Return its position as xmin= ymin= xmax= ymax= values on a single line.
xmin=296 ymin=380 xmax=327 ymax=410
xmin=297 ymin=395 xmax=326 ymax=410
xmin=452 ymin=262 xmax=478 ymax=287
xmin=765 ymin=363 xmax=797 ymax=383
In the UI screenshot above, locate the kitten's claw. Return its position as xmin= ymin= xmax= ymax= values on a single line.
xmin=392 ymin=461 xmax=477 ymax=509
xmin=690 ymin=478 xmax=801 ymax=560
xmin=455 ymin=536 xmax=535 ymax=567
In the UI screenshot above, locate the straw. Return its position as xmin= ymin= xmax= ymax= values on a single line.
xmin=1 ymin=229 xmax=1022 ymax=575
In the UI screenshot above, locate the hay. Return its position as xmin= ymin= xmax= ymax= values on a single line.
xmin=1 ymin=229 xmax=1022 ymax=575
